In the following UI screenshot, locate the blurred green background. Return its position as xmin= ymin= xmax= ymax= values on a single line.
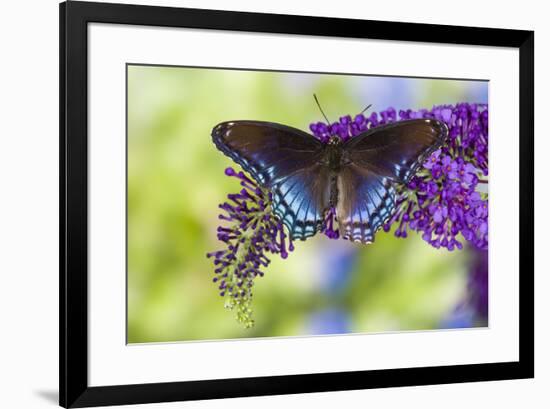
xmin=127 ymin=65 xmax=488 ymax=343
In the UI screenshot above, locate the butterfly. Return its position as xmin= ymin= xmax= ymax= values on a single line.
xmin=212 ymin=116 xmax=447 ymax=244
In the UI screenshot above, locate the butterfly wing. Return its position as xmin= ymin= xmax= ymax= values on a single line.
xmin=336 ymin=165 xmax=396 ymax=243
xmin=338 ymin=119 xmax=447 ymax=242
xmin=271 ymin=162 xmax=332 ymax=240
xmin=212 ymin=121 xmax=329 ymax=240
xmin=344 ymin=119 xmax=448 ymax=182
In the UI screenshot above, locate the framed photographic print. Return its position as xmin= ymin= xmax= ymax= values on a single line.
xmin=60 ymin=1 xmax=534 ymax=407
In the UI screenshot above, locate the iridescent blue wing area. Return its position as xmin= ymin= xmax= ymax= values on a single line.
xmin=336 ymin=165 xmax=396 ymax=243
xmin=212 ymin=121 xmax=329 ymax=240
xmin=338 ymin=119 xmax=447 ymax=243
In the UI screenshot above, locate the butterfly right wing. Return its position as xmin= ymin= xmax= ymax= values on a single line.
xmin=343 ymin=119 xmax=447 ymax=183
xmin=336 ymin=164 xmax=396 ymax=243
xmin=212 ymin=121 xmax=330 ymax=240
xmin=336 ymin=119 xmax=446 ymax=243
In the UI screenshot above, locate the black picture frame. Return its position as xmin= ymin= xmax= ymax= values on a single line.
xmin=59 ymin=1 xmax=534 ymax=407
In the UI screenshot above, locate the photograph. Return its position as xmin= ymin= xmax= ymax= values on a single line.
xmin=126 ymin=65 xmax=489 ymax=343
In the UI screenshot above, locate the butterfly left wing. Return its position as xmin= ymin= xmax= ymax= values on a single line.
xmin=271 ymin=162 xmax=332 ymax=240
xmin=212 ymin=121 xmax=330 ymax=240
xmin=337 ymin=119 xmax=447 ymax=243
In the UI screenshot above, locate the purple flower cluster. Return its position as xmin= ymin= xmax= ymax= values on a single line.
xmin=212 ymin=102 xmax=488 ymax=327
xmin=207 ymin=167 xmax=294 ymax=327
xmin=467 ymin=248 xmax=489 ymax=322
xmin=441 ymin=248 xmax=488 ymax=329
xmin=309 ymin=103 xmax=489 ymax=250
xmin=309 ymin=107 xmax=398 ymax=144
xmin=384 ymin=104 xmax=488 ymax=250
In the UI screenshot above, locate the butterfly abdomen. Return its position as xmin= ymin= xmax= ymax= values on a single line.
xmin=329 ymin=174 xmax=339 ymax=208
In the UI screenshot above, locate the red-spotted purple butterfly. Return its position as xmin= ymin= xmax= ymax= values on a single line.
xmin=212 ymin=108 xmax=447 ymax=244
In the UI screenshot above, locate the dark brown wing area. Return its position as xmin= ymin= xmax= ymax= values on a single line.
xmin=212 ymin=121 xmax=329 ymax=240
xmin=343 ymin=119 xmax=447 ymax=183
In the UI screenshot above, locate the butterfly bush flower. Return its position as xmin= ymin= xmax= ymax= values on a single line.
xmin=309 ymin=103 xmax=489 ymax=250
xmin=467 ymin=248 xmax=489 ymax=322
xmin=440 ymin=248 xmax=488 ymax=328
xmin=207 ymin=167 xmax=294 ymax=327
xmin=211 ymin=102 xmax=488 ymax=327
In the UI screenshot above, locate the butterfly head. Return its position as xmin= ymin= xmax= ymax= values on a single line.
xmin=328 ymin=135 xmax=342 ymax=146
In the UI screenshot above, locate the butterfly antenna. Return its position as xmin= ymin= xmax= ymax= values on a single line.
xmin=313 ymin=94 xmax=331 ymax=124
xmin=359 ymin=103 xmax=372 ymax=115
